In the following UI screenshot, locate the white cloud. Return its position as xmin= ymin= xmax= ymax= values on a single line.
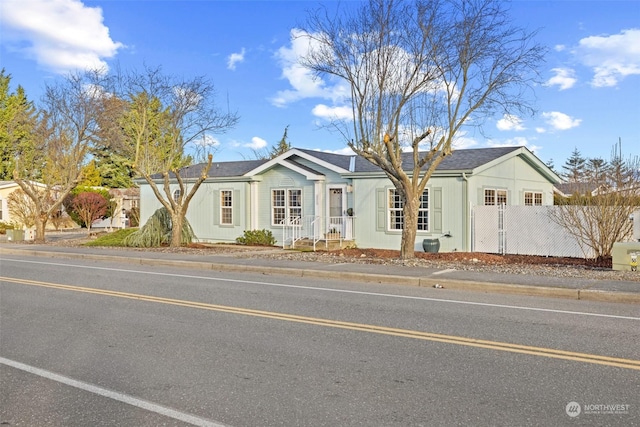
xmin=554 ymin=44 xmax=567 ymax=52
xmin=271 ymin=29 xmax=348 ymax=107
xmin=542 ymin=111 xmax=582 ymax=130
xmin=575 ymin=28 xmax=640 ymax=87
xmin=192 ymin=134 xmax=220 ymax=149
xmin=0 ymin=0 xmax=123 ymax=74
xmin=244 ymin=136 xmax=267 ymax=150
xmin=314 ymin=146 xmax=356 ymax=156
xmin=544 ymin=67 xmax=577 ymax=90
xmin=535 ymin=127 xmax=546 ymax=134
xmin=311 ymin=104 xmax=353 ymax=121
xmin=496 ymin=114 xmax=525 ymax=131
xmin=227 ymin=48 xmax=245 ymax=70
xmin=486 ymin=138 xmax=540 ymax=154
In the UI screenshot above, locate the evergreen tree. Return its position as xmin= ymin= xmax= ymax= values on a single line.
xmin=584 ymin=157 xmax=609 ymax=186
xmin=561 ymin=148 xmax=586 ymax=183
xmin=608 ymin=140 xmax=636 ymax=190
xmin=78 ymin=160 xmax=102 ymax=187
xmin=0 ymin=70 xmax=37 ymax=180
xmin=269 ymin=125 xmax=292 ymax=158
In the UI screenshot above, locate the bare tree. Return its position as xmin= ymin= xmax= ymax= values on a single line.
xmin=551 ymin=147 xmax=640 ymax=260
xmin=11 ymin=71 xmax=106 ymax=241
xmin=7 ymin=188 xmax=38 ymax=228
xmin=116 ymin=67 xmax=239 ymax=247
xmin=299 ymin=0 xmax=545 ymax=258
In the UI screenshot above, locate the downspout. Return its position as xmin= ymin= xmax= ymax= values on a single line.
xmin=462 ymin=172 xmax=470 ymax=252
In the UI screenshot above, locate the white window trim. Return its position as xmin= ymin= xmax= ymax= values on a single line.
xmin=524 ymin=191 xmax=543 ymax=206
xmin=172 ymin=189 xmax=181 ymax=203
xmin=220 ymin=189 xmax=233 ymax=225
xmin=387 ymin=188 xmax=429 ymax=232
xmin=484 ymin=188 xmax=507 ymax=206
xmin=271 ymin=188 xmax=302 ymax=226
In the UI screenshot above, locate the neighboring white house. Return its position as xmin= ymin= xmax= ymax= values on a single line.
xmin=0 ymin=180 xmax=52 ymax=227
xmin=137 ymin=146 xmax=561 ymax=252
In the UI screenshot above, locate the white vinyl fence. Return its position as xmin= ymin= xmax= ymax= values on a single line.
xmin=472 ymin=205 xmax=596 ymax=258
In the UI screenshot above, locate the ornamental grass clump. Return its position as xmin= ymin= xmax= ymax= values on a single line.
xmin=123 ymin=207 xmax=195 ymax=247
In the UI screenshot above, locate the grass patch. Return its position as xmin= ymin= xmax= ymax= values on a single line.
xmin=83 ymin=228 xmax=138 ymax=247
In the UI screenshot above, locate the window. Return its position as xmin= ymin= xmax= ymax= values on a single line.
xmin=220 ymin=190 xmax=233 ymax=225
xmin=388 ymin=188 xmax=429 ymax=231
xmin=484 ymin=189 xmax=507 ymax=206
xmin=272 ymin=189 xmax=302 ymax=225
xmin=0 ymin=199 xmax=3 ymax=220
xmin=524 ymin=191 xmax=543 ymax=206
xmin=173 ymin=189 xmax=181 ymax=203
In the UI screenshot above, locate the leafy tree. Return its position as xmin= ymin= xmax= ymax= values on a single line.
xmin=561 ymin=148 xmax=586 ymax=183
xmin=72 ymin=192 xmax=108 ymax=234
xmin=115 ymin=67 xmax=239 ymax=247
xmin=64 ymin=185 xmax=113 ymax=226
xmin=299 ymin=0 xmax=545 ymax=259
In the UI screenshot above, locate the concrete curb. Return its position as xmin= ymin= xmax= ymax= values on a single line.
xmin=1 ymin=247 xmax=638 ymax=304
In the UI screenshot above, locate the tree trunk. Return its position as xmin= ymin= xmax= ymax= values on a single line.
xmin=400 ymin=197 xmax=419 ymax=260
xmin=34 ymin=213 xmax=47 ymax=243
xmin=170 ymin=212 xmax=183 ymax=247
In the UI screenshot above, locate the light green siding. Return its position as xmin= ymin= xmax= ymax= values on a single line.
xmin=353 ymin=176 xmax=467 ymax=252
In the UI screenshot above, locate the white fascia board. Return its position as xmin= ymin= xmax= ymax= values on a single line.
xmin=244 ymin=148 xmax=348 ymax=177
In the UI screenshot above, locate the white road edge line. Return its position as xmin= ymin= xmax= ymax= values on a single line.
xmin=0 ymin=357 xmax=227 ymax=427
xmin=433 ymin=268 xmax=457 ymax=275
xmin=3 ymin=258 xmax=639 ymax=321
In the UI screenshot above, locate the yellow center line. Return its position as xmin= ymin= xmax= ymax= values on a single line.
xmin=3 ymin=276 xmax=639 ymax=371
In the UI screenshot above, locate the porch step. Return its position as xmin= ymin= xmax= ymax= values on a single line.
xmin=286 ymin=238 xmax=355 ymax=251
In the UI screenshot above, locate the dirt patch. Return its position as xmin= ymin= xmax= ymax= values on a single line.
xmin=322 ymin=248 xmax=613 ymax=269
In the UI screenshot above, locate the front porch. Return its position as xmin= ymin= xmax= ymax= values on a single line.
xmin=281 ymin=215 xmax=355 ymax=251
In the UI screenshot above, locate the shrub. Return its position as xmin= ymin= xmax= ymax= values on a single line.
xmin=0 ymin=221 xmax=15 ymax=235
xmin=236 ymin=229 xmax=276 ymax=246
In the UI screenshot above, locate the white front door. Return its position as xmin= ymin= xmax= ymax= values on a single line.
xmin=326 ymin=185 xmax=347 ymax=235
xmin=329 ymin=187 xmax=343 ymax=217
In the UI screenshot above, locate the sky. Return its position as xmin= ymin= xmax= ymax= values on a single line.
xmin=1 ymin=0 xmax=639 ymax=168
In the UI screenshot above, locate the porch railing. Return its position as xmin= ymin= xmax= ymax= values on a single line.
xmin=282 ymin=215 xmax=355 ymax=250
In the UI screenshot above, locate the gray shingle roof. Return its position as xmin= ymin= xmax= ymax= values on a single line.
xmin=157 ymin=146 xmax=524 ymax=179
xmin=295 ymin=148 xmax=354 ymax=170
xmin=352 ymin=146 xmax=521 ymax=172
xmin=152 ymin=159 xmax=268 ymax=179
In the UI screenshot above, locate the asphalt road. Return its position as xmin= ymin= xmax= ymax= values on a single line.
xmin=1 ymin=255 xmax=639 ymax=426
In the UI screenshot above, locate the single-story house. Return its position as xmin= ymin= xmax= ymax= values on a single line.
xmin=137 ymin=146 xmax=561 ymax=252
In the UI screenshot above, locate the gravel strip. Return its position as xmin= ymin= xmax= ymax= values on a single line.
xmin=38 ymin=237 xmax=640 ymax=283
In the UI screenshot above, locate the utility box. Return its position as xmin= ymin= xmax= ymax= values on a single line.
xmin=24 ymin=228 xmax=35 ymax=241
xmin=612 ymin=242 xmax=640 ymax=271
xmin=6 ymin=229 xmax=24 ymax=242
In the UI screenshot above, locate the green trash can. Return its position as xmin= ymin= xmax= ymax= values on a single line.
xmin=422 ymin=238 xmax=440 ymax=253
